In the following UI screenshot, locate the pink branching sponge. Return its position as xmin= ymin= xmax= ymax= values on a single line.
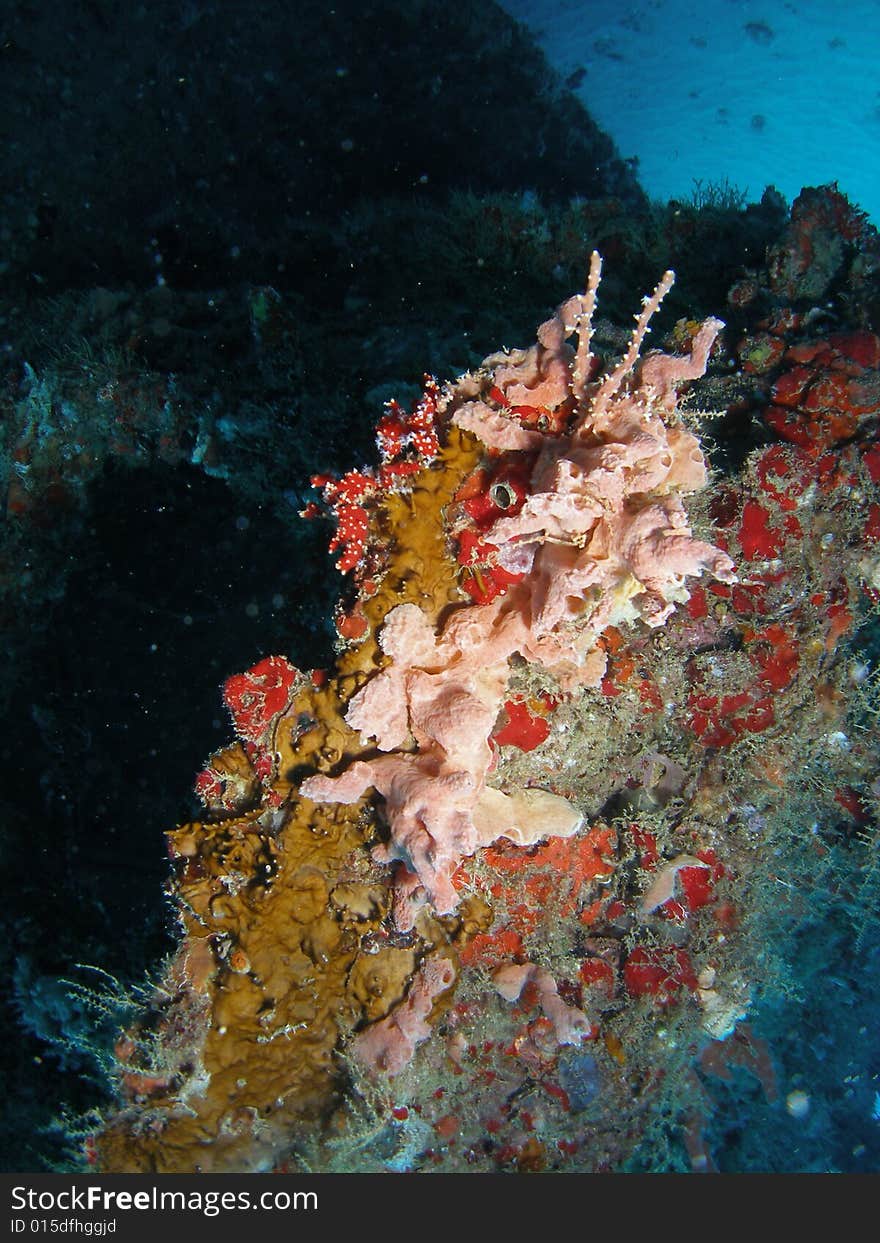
xmin=452 ymin=252 xmax=735 ymax=652
xmin=302 ymin=254 xmax=736 ymax=920
xmin=493 ymin=962 xmax=594 ymax=1045
xmin=352 ymin=954 xmax=457 ymax=1077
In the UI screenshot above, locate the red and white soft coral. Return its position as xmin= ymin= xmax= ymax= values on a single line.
xmin=305 ymin=378 xmax=443 ymax=578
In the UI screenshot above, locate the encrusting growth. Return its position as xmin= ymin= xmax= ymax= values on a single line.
xmin=94 ymin=255 xmax=735 ymax=1170
xmin=302 ymin=251 xmax=734 ymax=924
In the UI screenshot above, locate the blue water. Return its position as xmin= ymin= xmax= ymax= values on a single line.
xmin=499 ymin=0 xmax=880 ymax=224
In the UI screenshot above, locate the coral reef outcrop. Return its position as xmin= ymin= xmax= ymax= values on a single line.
xmin=93 ymin=255 xmax=741 ymax=1171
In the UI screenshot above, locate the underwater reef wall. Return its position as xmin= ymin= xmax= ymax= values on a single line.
xmin=0 ymin=0 xmax=643 ymax=294
xmin=84 ymin=186 xmax=880 ymax=1173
